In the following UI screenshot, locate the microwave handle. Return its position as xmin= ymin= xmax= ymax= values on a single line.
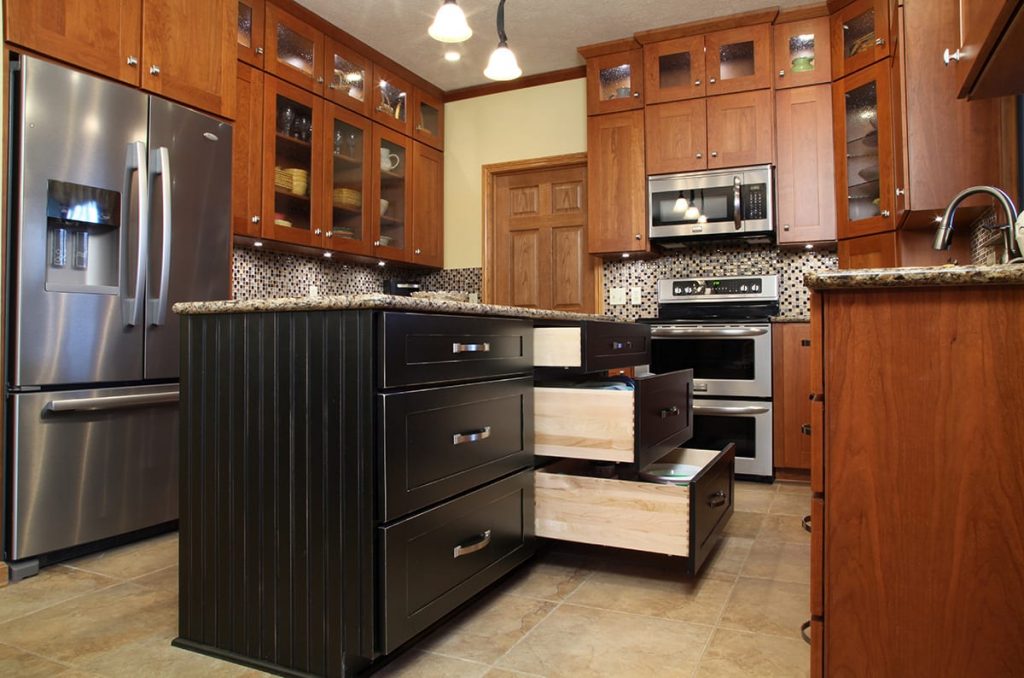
xmin=733 ymin=176 xmax=742 ymax=230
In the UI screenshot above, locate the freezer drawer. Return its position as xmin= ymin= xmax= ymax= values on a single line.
xmin=9 ymin=385 xmax=180 ymax=561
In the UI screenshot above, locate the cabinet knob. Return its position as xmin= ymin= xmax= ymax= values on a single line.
xmin=875 ymin=38 xmax=886 ymax=46
xmin=255 ymin=46 xmax=264 ymax=55
xmin=783 ymin=223 xmax=791 ymax=231
xmin=710 ymin=151 xmax=718 ymax=158
xmin=633 ymin=91 xmax=640 ymax=97
xmin=943 ymin=48 xmax=962 ymax=65
xmin=415 ymin=248 xmax=422 ymax=255
xmin=325 ymin=231 xmax=333 ymax=238
xmin=881 ymin=209 xmax=891 ymax=217
xmin=709 ymin=77 xmax=717 ymax=84
xmin=314 ymin=228 xmax=322 ymax=235
xmin=251 ymin=215 xmax=261 ymax=224
xmin=778 ymin=69 xmax=785 ymax=77
xmin=317 ymin=76 xmax=325 ymax=84
xmin=696 ymin=152 xmax=703 ymax=159
xmin=895 ymin=187 xmax=905 ymax=197
xmin=374 ymin=240 xmax=381 ymax=246
xmin=634 ymin=234 xmax=642 ymax=240
xmin=328 ymin=82 xmax=338 ymax=89
xmin=150 ymin=65 xmax=160 ymax=75
xmin=127 ymin=56 xmax=138 ymax=66
xmin=694 ymin=79 xmax=701 ymax=86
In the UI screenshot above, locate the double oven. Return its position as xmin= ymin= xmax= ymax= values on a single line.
xmin=642 ymin=275 xmax=777 ymax=479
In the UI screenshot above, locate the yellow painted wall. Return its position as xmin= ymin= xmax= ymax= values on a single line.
xmin=442 ymin=78 xmax=587 ymax=269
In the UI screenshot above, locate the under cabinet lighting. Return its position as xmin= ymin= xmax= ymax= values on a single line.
xmin=804 ymin=244 xmax=814 ymax=250
xmin=253 ymin=241 xmax=263 ymax=247
xmin=323 ymin=251 xmax=333 ymax=258
xmin=378 ymin=261 xmax=386 ymax=267
xmin=621 ymin=253 xmax=630 ymax=259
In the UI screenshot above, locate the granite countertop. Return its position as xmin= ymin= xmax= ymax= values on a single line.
xmin=772 ymin=315 xmax=810 ymax=323
xmin=173 ymin=293 xmax=616 ymax=322
xmin=804 ymin=264 xmax=1024 ymax=290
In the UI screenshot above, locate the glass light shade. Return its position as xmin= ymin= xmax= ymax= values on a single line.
xmin=484 ymin=44 xmax=522 ymax=81
xmin=672 ymin=197 xmax=689 ymax=212
xmin=684 ymin=206 xmax=701 ymax=220
xmin=428 ymin=1 xmax=472 ymax=43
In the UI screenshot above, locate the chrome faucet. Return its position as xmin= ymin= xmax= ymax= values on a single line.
xmin=933 ymin=185 xmax=1024 ymax=263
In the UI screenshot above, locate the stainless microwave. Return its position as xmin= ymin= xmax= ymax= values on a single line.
xmin=648 ymin=165 xmax=774 ymax=243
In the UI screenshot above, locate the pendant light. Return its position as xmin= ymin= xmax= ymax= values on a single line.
xmin=428 ymin=0 xmax=472 ymax=43
xmin=484 ymin=0 xmax=522 ymax=81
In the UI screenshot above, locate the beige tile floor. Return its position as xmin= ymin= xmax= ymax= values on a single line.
xmin=0 ymin=480 xmax=810 ymax=677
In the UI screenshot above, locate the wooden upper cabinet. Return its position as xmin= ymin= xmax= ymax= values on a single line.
xmin=587 ymin=110 xmax=647 ymax=255
xmin=325 ymin=38 xmax=372 ymax=116
xmin=954 ymin=0 xmax=1016 ymax=98
xmin=412 ymin=88 xmax=445 ymax=151
xmin=645 ymin=99 xmax=707 ymax=175
xmin=774 ymin=16 xmax=831 ymax=89
xmin=323 ymin=102 xmax=373 ymax=257
xmin=585 ymin=49 xmax=644 ymax=115
xmin=264 ymin=2 xmax=324 ymax=94
xmin=706 ymin=89 xmax=773 ymax=169
xmin=776 ymin=84 xmax=836 ymax=244
xmin=233 ymin=63 xmax=264 ymax=238
xmin=834 ymin=61 xmax=895 ymax=239
xmin=141 ymin=0 xmax=237 ymax=119
xmin=643 ymin=36 xmax=706 ymax=103
xmin=831 ymin=0 xmax=891 ymax=80
xmin=372 ymin=124 xmax=413 ymax=259
xmin=704 ymin=24 xmax=772 ymax=96
xmin=411 ymin=141 xmax=445 ymax=268
xmin=5 ymin=0 xmax=143 ymax=86
xmin=372 ymin=65 xmax=413 ymax=135
xmin=237 ymin=0 xmax=265 ymax=67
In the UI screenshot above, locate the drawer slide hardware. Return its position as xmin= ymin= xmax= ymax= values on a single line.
xmin=707 ymin=490 xmax=728 ymax=508
xmin=659 ymin=405 xmax=681 ymax=418
xmin=453 ymin=529 xmax=492 ymax=559
xmin=452 ymin=342 xmax=490 ymax=353
xmin=452 ymin=426 xmax=492 ymax=445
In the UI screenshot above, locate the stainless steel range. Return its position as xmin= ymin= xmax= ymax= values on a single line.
xmin=640 ymin=275 xmax=779 ymax=479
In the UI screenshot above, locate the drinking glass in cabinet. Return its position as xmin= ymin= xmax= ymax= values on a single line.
xmin=788 ymin=33 xmax=816 ymax=73
xmin=238 ymin=2 xmax=253 ymax=48
xmin=273 ymin=95 xmax=313 ymax=231
xmin=842 ymin=9 xmax=876 ymax=60
xmin=378 ymin=139 xmax=406 ymax=249
xmin=658 ymin=52 xmax=692 ymax=89
xmin=719 ymin=41 xmax=755 ymax=80
xmin=378 ymin=80 xmax=407 ymax=123
xmin=332 ymin=54 xmax=366 ymax=102
xmin=332 ymin=120 xmax=364 ymax=242
xmin=845 ymin=80 xmax=881 ymax=221
xmin=276 ymin=22 xmax=315 ymax=76
xmin=599 ymin=63 xmax=633 ymax=100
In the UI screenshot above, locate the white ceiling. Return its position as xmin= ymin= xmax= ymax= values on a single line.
xmin=298 ymin=0 xmax=811 ymax=92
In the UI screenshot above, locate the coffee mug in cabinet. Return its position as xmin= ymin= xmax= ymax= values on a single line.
xmin=380 ymin=148 xmax=400 ymax=171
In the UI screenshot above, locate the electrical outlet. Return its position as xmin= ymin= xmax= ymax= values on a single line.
xmin=469 ymin=292 xmax=479 ymax=303
xmin=308 ymin=284 xmax=319 ymax=298
xmin=630 ymin=287 xmax=642 ymax=305
xmin=609 ymin=287 xmax=627 ymax=305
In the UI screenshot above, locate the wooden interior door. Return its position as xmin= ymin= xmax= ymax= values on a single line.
xmin=5 ymin=0 xmax=142 ymax=85
xmin=489 ymin=160 xmax=598 ymax=313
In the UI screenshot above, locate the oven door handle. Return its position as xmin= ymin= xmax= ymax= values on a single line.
xmin=693 ymin=404 xmax=771 ymax=415
xmin=651 ymin=327 xmax=768 ymax=338
xmin=733 ymin=175 xmax=742 ymax=230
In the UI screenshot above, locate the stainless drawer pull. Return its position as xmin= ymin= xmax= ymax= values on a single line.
xmin=693 ymin=404 xmax=770 ymax=415
xmin=707 ymin=490 xmax=727 ymax=508
xmin=659 ymin=405 xmax=680 ymax=418
xmin=802 ymin=514 xmax=812 ymax=533
xmin=452 ymin=342 xmax=490 ymax=353
xmin=453 ymin=426 xmax=491 ymax=445
xmin=453 ymin=529 xmax=492 ymax=558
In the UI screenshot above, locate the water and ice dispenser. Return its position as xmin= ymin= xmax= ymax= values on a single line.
xmin=45 ymin=180 xmax=120 ymax=294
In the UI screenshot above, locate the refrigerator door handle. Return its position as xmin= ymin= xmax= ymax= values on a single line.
xmin=148 ymin=146 xmax=172 ymax=326
xmin=121 ymin=141 xmax=149 ymax=327
xmin=46 ymin=389 xmax=179 ymax=413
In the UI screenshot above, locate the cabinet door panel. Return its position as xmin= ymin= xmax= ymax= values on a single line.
xmin=237 ymin=0 xmax=265 ymax=67
xmin=373 ymin=125 xmax=412 ymax=259
xmin=643 ymin=36 xmax=706 ymax=103
xmin=142 ymin=0 xmax=236 ymax=119
xmin=324 ymin=103 xmax=373 ymax=256
xmin=837 ymin=232 xmax=898 ymax=269
xmin=645 ymin=100 xmax=707 ymax=175
xmin=265 ymin=3 xmax=324 ymax=94
xmin=772 ymin=323 xmax=813 ymax=472
xmin=413 ymin=88 xmax=445 ymax=150
xmin=586 ymin=49 xmax=643 ymax=115
xmin=706 ymin=90 xmax=773 ymax=169
xmin=587 ymin=110 xmax=647 ymax=254
xmin=233 ymin=64 xmax=263 ymax=237
xmin=373 ymin=66 xmax=414 ymax=135
xmin=6 ymin=0 xmax=142 ymax=85
xmin=412 ymin=142 xmax=444 ymax=268
xmin=774 ymin=16 xmax=831 ymax=89
xmin=776 ymin=85 xmax=836 ymax=244
xmin=325 ymin=39 xmax=372 ymax=116
xmin=705 ymin=24 xmax=772 ymax=96
xmin=830 ymin=0 xmax=891 ymax=79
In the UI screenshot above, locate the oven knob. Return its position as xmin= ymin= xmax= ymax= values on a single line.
xmin=684 ymin=286 xmax=693 ymax=294
xmin=740 ymin=285 xmax=748 ymax=292
xmin=752 ymin=284 xmax=760 ymax=292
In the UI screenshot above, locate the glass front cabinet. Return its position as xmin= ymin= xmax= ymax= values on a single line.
xmin=237 ymin=0 xmax=265 ymax=67
xmin=830 ymin=0 xmax=891 ymax=80
xmin=774 ymin=16 xmax=831 ymax=88
xmin=265 ymin=2 xmax=324 ymax=94
xmin=373 ymin=66 xmax=413 ymax=135
xmin=324 ymin=104 xmax=373 ymax=256
xmin=412 ymin=88 xmax=444 ymax=150
xmin=643 ymin=35 xmax=706 ymax=103
xmin=833 ymin=61 xmax=895 ymax=239
xmin=326 ymin=38 xmax=371 ymax=116
xmin=372 ymin=125 xmax=411 ymax=259
xmin=585 ymin=48 xmax=643 ymax=115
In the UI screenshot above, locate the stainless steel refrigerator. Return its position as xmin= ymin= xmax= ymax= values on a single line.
xmin=5 ymin=56 xmax=231 ymax=573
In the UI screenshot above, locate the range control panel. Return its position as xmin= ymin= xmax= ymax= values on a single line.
xmin=658 ymin=275 xmax=779 ymax=303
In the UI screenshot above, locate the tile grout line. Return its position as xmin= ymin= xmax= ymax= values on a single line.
xmin=0 ymin=640 xmax=82 ymax=673
xmin=0 ymin=578 xmax=125 ymax=628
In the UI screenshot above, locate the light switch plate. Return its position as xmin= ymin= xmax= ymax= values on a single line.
xmin=630 ymin=287 xmax=642 ymax=305
xmin=308 ymin=284 xmax=319 ymax=298
xmin=609 ymin=287 xmax=627 ymax=305
xmin=469 ymin=292 xmax=479 ymax=303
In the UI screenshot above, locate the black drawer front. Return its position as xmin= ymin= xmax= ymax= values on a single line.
xmin=380 ymin=377 xmax=534 ymax=521
xmin=689 ymin=444 xmax=736 ymax=575
xmin=635 ymin=369 xmax=694 ymax=470
xmin=380 ymin=313 xmax=533 ymax=388
xmin=583 ymin=321 xmax=650 ymax=371
xmin=380 ymin=470 xmax=535 ymax=653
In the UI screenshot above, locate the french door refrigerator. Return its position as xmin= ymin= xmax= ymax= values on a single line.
xmin=5 ymin=56 xmax=231 ymax=573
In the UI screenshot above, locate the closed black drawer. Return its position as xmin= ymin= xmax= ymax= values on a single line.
xmin=379 ymin=470 xmax=535 ymax=653
xmin=380 ymin=377 xmax=533 ymax=521
xmin=379 ymin=313 xmax=533 ymax=388
xmin=534 ymin=320 xmax=650 ymax=374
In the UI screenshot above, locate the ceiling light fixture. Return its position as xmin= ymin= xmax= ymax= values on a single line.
xmin=428 ymin=0 xmax=473 ymax=43
xmin=444 ymin=50 xmax=462 ymax=62
xmin=484 ymin=0 xmax=522 ymax=81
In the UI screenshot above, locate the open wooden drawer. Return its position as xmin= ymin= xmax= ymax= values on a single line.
xmin=535 ymin=446 xmax=735 ymax=575
xmin=534 ymin=369 xmax=693 ymax=470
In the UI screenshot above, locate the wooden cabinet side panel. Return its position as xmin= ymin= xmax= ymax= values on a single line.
xmin=822 ymin=287 xmax=1024 ymax=676
xmin=837 ymin=232 xmax=898 ymax=269
xmin=776 ymin=85 xmax=836 ymax=244
xmin=587 ymin=111 xmax=647 ymax=254
xmin=809 ymin=291 xmax=824 ymax=495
